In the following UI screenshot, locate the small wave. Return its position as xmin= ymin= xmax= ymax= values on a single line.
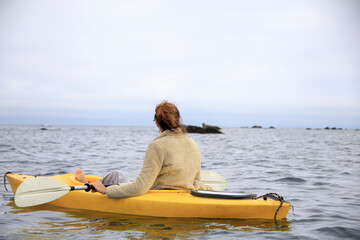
xmin=275 ymin=177 xmax=306 ymax=183
xmin=313 ymin=181 xmax=328 ymax=186
xmin=307 ymin=208 xmax=324 ymax=214
xmin=0 ymin=144 xmax=15 ymax=153
xmin=265 ymin=171 xmax=281 ymax=174
xmin=45 ymin=141 xmax=60 ymax=145
xmin=316 ymin=226 xmax=360 ymax=238
xmin=16 ymin=149 xmax=34 ymax=157
xmin=0 ymin=144 xmax=12 ymax=148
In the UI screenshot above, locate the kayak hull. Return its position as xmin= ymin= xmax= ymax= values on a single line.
xmin=6 ymin=173 xmax=291 ymax=219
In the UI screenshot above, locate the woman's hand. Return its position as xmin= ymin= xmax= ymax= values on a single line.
xmin=90 ymin=181 xmax=107 ymax=194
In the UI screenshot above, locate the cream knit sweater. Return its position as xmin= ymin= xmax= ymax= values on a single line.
xmin=106 ymin=128 xmax=213 ymax=198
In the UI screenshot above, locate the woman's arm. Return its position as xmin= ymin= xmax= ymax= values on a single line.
xmin=105 ymin=142 xmax=164 ymax=198
xmin=90 ymin=181 xmax=107 ymax=194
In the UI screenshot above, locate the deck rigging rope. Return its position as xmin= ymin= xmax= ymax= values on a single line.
xmin=4 ymin=172 xmax=12 ymax=191
xmin=255 ymin=193 xmax=285 ymax=224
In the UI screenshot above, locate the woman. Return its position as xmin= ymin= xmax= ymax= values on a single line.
xmin=75 ymin=101 xmax=213 ymax=198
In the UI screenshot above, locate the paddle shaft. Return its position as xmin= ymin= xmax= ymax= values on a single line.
xmin=70 ymin=183 xmax=113 ymax=192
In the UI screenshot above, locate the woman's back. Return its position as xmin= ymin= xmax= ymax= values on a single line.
xmin=150 ymin=129 xmax=201 ymax=190
xmin=106 ymin=128 xmax=212 ymax=199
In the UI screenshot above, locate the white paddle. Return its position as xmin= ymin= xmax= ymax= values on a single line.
xmin=14 ymin=171 xmax=227 ymax=207
xmin=201 ymin=170 xmax=226 ymax=191
xmin=15 ymin=177 xmax=92 ymax=207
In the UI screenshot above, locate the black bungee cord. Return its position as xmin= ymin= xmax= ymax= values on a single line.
xmin=4 ymin=172 xmax=12 ymax=191
xmin=255 ymin=192 xmax=286 ymax=224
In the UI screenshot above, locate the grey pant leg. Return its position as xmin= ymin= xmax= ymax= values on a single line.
xmin=98 ymin=170 xmax=130 ymax=185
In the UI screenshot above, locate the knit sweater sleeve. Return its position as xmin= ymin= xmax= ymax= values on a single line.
xmin=106 ymin=142 xmax=164 ymax=199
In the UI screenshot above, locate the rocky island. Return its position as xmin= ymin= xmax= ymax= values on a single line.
xmin=185 ymin=123 xmax=223 ymax=134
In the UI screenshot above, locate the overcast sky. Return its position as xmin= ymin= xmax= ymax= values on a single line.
xmin=0 ymin=0 xmax=359 ymax=128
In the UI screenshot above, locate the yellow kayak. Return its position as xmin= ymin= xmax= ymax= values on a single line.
xmin=6 ymin=173 xmax=291 ymax=220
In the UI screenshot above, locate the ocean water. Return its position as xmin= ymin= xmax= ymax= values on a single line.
xmin=0 ymin=125 xmax=359 ymax=239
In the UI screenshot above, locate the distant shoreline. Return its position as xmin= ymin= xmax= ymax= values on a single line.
xmin=0 ymin=124 xmax=359 ymax=131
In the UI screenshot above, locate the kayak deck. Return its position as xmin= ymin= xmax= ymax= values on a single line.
xmin=6 ymin=173 xmax=291 ymax=219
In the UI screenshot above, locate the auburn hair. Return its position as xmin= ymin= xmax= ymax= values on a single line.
xmin=154 ymin=101 xmax=186 ymax=133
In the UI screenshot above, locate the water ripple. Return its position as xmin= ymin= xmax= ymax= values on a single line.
xmin=316 ymin=226 xmax=360 ymax=239
xmin=275 ymin=177 xmax=307 ymax=183
xmin=1 ymin=126 xmax=359 ymax=240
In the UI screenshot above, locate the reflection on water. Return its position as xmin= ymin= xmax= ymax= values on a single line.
xmin=5 ymin=201 xmax=291 ymax=239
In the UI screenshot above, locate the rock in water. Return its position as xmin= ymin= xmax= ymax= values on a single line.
xmin=185 ymin=123 xmax=222 ymax=134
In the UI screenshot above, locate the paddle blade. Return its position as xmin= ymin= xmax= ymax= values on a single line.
xmin=200 ymin=171 xmax=226 ymax=191
xmin=15 ymin=177 xmax=70 ymax=207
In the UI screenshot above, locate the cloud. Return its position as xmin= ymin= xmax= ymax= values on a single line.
xmin=0 ymin=0 xmax=359 ymax=127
